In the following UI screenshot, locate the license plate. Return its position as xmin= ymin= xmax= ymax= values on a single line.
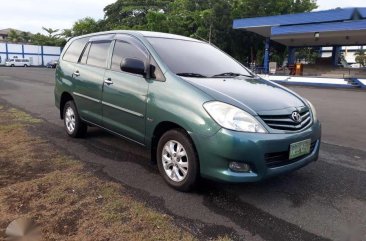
xmin=289 ymin=139 xmax=311 ymax=160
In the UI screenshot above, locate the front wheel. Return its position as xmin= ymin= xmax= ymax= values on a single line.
xmin=63 ymin=101 xmax=87 ymax=138
xmin=157 ymin=129 xmax=199 ymax=191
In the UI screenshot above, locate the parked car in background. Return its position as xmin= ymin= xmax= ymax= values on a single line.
xmin=46 ymin=60 xmax=58 ymax=68
xmin=5 ymin=58 xmax=30 ymax=67
xmin=55 ymin=31 xmax=321 ymax=191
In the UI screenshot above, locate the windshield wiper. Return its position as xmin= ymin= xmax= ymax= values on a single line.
xmin=176 ymin=73 xmax=208 ymax=78
xmin=211 ymin=72 xmax=254 ymax=78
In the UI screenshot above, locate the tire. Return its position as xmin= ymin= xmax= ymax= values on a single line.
xmin=11 ymin=64 xmax=14 ymax=67
xmin=24 ymin=64 xmax=28 ymax=67
xmin=157 ymin=129 xmax=199 ymax=191
xmin=63 ymin=100 xmax=87 ymax=138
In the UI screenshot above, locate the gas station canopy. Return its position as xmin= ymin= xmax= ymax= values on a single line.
xmin=233 ymin=8 xmax=366 ymax=47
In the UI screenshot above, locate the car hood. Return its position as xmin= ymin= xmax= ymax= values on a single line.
xmin=181 ymin=77 xmax=306 ymax=115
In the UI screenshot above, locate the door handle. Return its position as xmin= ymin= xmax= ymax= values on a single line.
xmin=73 ymin=70 xmax=80 ymax=77
xmin=104 ymin=78 xmax=113 ymax=85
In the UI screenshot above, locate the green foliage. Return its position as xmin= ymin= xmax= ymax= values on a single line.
xmin=30 ymin=27 xmax=66 ymax=46
xmin=296 ymin=47 xmax=319 ymax=64
xmin=7 ymin=29 xmax=33 ymax=44
xmin=7 ymin=29 xmax=21 ymax=43
xmin=355 ymin=50 xmax=366 ymax=67
xmin=42 ymin=27 xmax=60 ymax=37
xmin=59 ymin=0 xmax=318 ymax=61
xmin=71 ymin=17 xmax=101 ymax=36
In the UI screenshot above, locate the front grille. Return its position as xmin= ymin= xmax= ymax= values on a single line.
xmin=265 ymin=141 xmax=317 ymax=168
xmin=260 ymin=110 xmax=312 ymax=131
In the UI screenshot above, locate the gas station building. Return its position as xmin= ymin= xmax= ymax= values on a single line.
xmin=233 ymin=8 xmax=366 ymax=74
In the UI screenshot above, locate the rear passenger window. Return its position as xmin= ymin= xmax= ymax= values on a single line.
xmin=86 ymin=42 xmax=111 ymax=68
xmin=111 ymin=41 xmax=148 ymax=72
xmin=63 ymin=37 xmax=89 ymax=63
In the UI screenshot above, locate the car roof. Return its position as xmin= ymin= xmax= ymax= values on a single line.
xmin=135 ymin=31 xmax=201 ymax=42
xmin=71 ymin=30 xmax=202 ymax=43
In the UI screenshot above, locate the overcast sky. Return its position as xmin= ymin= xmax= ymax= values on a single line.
xmin=1 ymin=0 xmax=366 ymax=34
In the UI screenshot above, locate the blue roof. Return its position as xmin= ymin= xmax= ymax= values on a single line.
xmin=233 ymin=8 xmax=366 ymax=29
xmin=272 ymin=19 xmax=366 ymax=35
xmin=359 ymin=8 xmax=366 ymax=18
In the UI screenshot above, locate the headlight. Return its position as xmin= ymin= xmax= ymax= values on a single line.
xmin=305 ymin=99 xmax=317 ymax=122
xmin=203 ymin=101 xmax=267 ymax=133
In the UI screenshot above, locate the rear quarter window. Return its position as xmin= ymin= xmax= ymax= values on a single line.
xmin=63 ymin=37 xmax=89 ymax=63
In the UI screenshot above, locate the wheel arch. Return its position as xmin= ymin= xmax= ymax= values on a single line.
xmin=60 ymin=92 xmax=74 ymax=119
xmin=150 ymin=121 xmax=199 ymax=167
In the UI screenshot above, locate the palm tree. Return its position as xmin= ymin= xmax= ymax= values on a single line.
xmin=7 ymin=29 xmax=21 ymax=43
xmin=42 ymin=27 xmax=59 ymax=38
xmin=20 ymin=31 xmax=31 ymax=43
xmin=355 ymin=49 xmax=366 ymax=67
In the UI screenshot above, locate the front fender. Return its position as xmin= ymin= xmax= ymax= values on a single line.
xmin=145 ymin=73 xmax=221 ymax=148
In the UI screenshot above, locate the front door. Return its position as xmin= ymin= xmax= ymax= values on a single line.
xmin=102 ymin=35 xmax=149 ymax=144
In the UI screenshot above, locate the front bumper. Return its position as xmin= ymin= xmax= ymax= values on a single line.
xmin=192 ymin=121 xmax=321 ymax=182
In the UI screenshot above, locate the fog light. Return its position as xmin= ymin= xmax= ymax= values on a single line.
xmin=229 ymin=162 xmax=251 ymax=172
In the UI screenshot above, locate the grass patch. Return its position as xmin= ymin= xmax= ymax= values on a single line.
xmin=7 ymin=107 xmax=42 ymax=124
xmin=0 ymin=106 xmax=211 ymax=241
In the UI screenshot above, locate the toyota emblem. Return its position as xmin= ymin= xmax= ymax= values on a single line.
xmin=291 ymin=111 xmax=302 ymax=123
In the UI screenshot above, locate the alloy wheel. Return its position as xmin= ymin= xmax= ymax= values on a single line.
xmin=65 ymin=107 xmax=76 ymax=133
xmin=162 ymin=140 xmax=189 ymax=182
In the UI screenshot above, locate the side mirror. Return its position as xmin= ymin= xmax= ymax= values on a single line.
xmin=120 ymin=58 xmax=146 ymax=76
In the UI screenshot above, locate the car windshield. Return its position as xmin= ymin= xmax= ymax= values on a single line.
xmin=147 ymin=37 xmax=253 ymax=78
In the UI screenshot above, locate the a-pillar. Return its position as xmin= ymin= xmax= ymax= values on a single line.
xmin=263 ymin=37 xmax=270 ymax=74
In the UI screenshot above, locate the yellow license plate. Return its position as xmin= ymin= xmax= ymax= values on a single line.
xmin=289 ymin=139 xmax=311 ymax=160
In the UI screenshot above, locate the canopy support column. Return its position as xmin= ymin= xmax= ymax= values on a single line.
xmin=263 ymin=38 xmax=270 ymax=74
xmin=332 ymin=46 xmax=341 ymax=66
xmin=288 ymin=47 xmax=296 ymax=65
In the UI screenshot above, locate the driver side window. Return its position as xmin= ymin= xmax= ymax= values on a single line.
xmin=111 ymin=40 xmax=148 ymax=72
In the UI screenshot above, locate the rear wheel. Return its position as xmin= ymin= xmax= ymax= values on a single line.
xmin=63 ymin=101 xmax=87 ymax=138
xmin=157 ymin=129 xmax=199 ymax=191
xmin=10 ymin=64 xmax=14 ymax=67
xmin=24 ymin=64 xmax=28 ymax=67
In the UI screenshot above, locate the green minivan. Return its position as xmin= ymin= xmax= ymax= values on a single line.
xmin=55 ymin=31 xmax=321 ymax=191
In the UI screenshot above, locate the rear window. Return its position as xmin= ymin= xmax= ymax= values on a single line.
xmin=63 ymin=37 xmax=89 ymax=63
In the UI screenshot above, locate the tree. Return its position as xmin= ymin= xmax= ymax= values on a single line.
xmin=7 ymin=29 xmax=21 ymax=43
xmin=71 ymin=17 xmax=101 ymax=36
xmin=42 ymin=27 xmax=60 ymax=38
xmin=103 ymin=0 xmax=173 ymax=30
xmin=64 ymin=0 xmax=318 ymax=63
xmin=355 ymin=50 xmax=366 ymax=67
xmin=20 ymin=32 xmax=31 ymax=43
xmin=30 ymin=27 xmax=66 ymax=46
xmin=60 ymin=29 xmax=73 ymax=39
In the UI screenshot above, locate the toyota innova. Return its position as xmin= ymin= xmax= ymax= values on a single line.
xmin=54 ymin=31 xmax=321 ymax=191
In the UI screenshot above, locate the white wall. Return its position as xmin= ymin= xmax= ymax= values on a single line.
xmin=0 ymin=42 xmax=61 ymax=66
